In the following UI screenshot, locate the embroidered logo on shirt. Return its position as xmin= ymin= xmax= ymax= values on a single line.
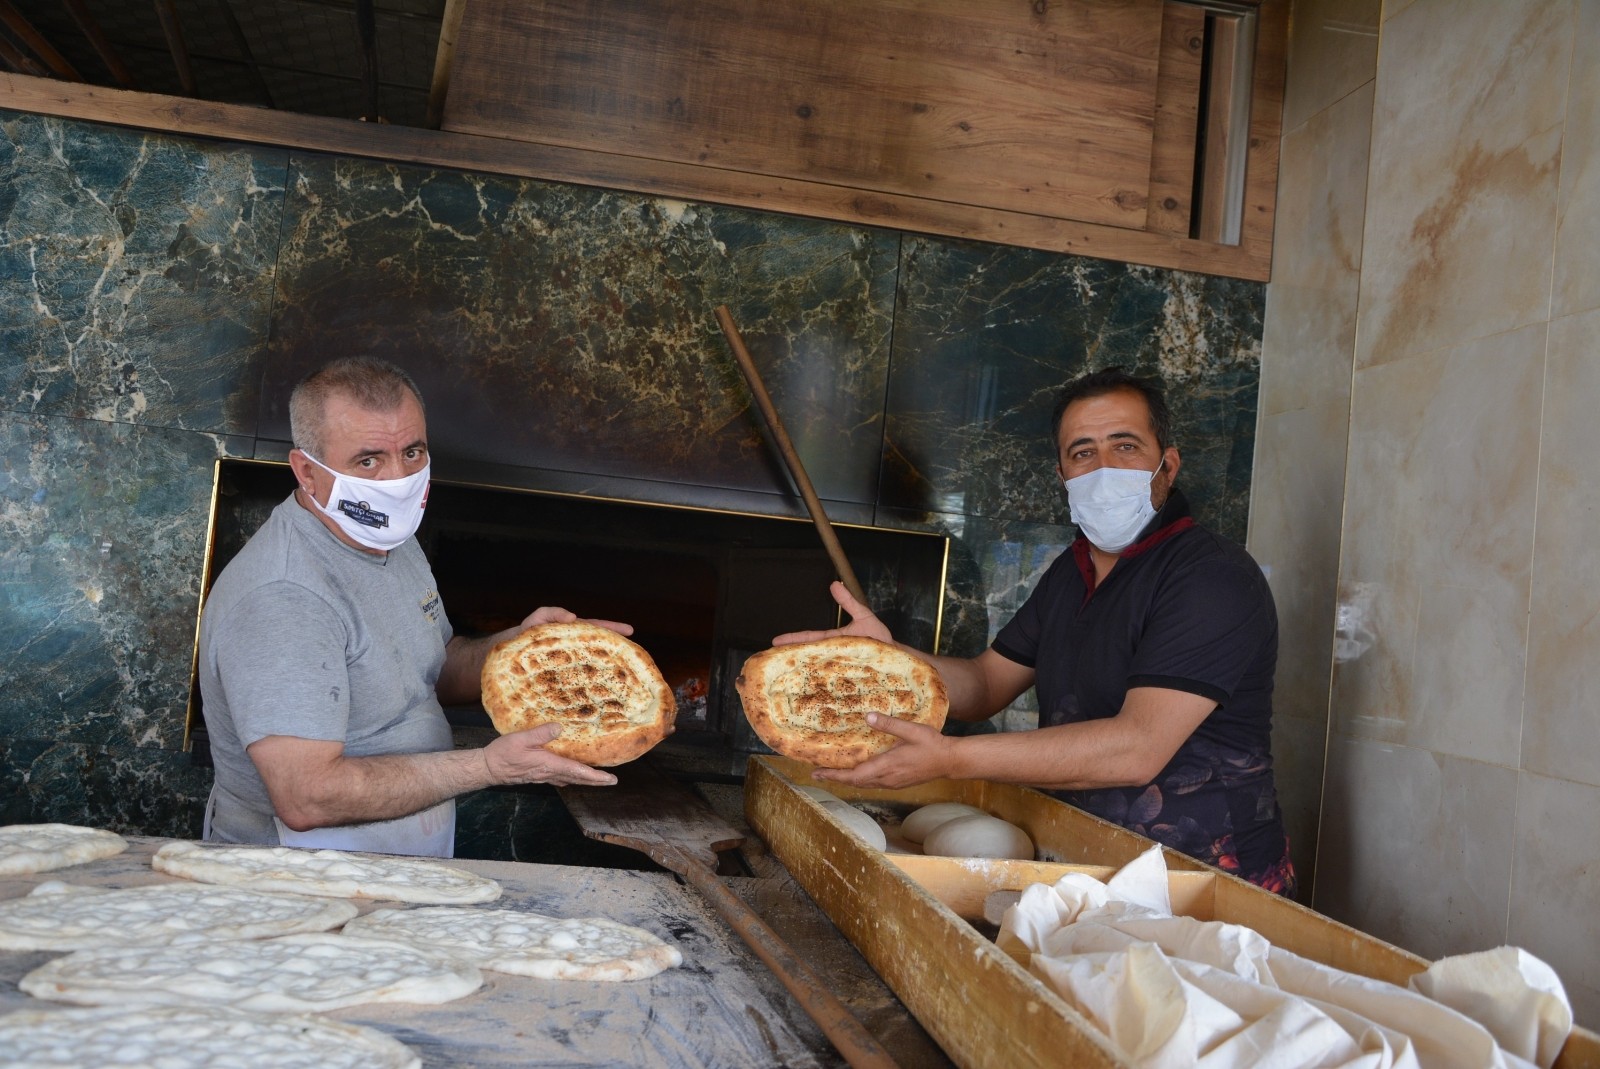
xmin=419 ymin=590 xmax=442 ymax=621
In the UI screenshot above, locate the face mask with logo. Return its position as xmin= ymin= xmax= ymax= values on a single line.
xmin=299 ymin=450 xmax=430 ymax=551
xmin=1063 ymin=457 xmax=1164 ymax=553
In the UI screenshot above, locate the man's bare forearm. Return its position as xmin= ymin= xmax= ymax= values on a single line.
xmin=274 ymin=748 xmax=492 ymax=831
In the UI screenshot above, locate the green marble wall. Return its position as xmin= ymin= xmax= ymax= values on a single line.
xmin=0 ymin=109 xmax=1264 ymax=860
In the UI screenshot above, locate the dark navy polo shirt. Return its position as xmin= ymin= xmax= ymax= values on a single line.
xmin=992 ymin=487 xmax=1288 ymax=883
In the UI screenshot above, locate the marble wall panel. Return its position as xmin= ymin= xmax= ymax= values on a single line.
xmin=1553 ymin=0 xmax=1600 ymax=319
xmin=1354 ymin=0 xmax=1568 ymax=369
xmin=1317 ymin=736 xmax=1517 ymax=960
xmin=1259 ymin=82 xmax=1371 ymax=418
xmin=1330 ymin=326 xmax=1542 ymax=766
xmin=0 ymin=110 xmax=285 ymax=432
xmin=0 ymin=412 xmax=245 ymax=749
xmin=1280 ymin=0 xmax=1380 ymax=133
xmin=262 ymin=155 xmax=900 ymax=507
xmin=0 ymin=739 xmax=211 ymax=838
xmin=1524 ymin=308 xmax=1600 ymax=789
xmin=1509 ymin=771 xmax=1600 ymax=1028
xmin=883 ymin=237 xmax=1263 ymax=543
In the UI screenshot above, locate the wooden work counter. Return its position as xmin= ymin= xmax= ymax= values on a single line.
xmin=0 ymin=819 xmax=953 ymax=1068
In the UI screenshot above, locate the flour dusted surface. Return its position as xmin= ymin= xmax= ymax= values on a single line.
xmin=0 ymin=882 xmax=357 ymax=951
xmin=153 ymin=841 xmax=501 ymax=903
xmin=344 ymin=905 xmax=684 ymax=981
xmin=20 ymin=933 xmax=483 ymax=1013
xmin=0 ymin=824 xmax=127 ymax=876
xmin=0 ymin=1004 xmax=419 ymax=1069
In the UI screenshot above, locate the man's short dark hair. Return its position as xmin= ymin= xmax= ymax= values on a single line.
xmin=289 ymin=357 xmax=425 ymax=458
xmin=1049 ymin=367 xmax=1172 ymax=452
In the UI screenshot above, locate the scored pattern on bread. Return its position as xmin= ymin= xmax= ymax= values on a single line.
xmin=736 ymin=637 xmax=949 ymax=769
xmin=480 ymin=622 xmax=674 ymax=767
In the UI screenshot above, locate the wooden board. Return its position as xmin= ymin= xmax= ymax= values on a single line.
xmin=0 ymin=836 xmax=838 ymax=1069
xmin=558 ymin=761 xmax=745 ymax=870
xmin=444 ymin=0 xmax=1164 ymax=230
xmin=745 ymin=757 xmax=1600 ymax=1069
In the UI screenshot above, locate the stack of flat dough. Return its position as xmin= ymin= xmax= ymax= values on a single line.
xmin=0 ymin=823 xmax=127 ymax=876
xmin=0 ymin=827 xmax=688 ymax=1066
xmin=737 ymin=637 xmax=949 ymax=768
xmin=480 ymin=620 xmax=675 ymax=766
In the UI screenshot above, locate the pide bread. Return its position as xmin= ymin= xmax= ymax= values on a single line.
xmin=735 ymin=637 xmax=948 ymax=768
xmin=480 ymin=621 xmax=674 ymax=767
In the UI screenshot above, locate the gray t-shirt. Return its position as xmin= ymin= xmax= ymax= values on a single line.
xmin=197 ymin=494 xmax=454 ymax=845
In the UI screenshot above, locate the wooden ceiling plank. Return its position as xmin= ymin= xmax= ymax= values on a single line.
xmin=153 ymin=0 xmax=198 ymax=97
xmin=214 ymin=0 xmax=274 ymax=109
xmin=0 ymin=31 xmax=47 ymax=78
xmin=0 ymin=0 xmax=82 ymax=81
xmin=63 ymin=0 xmax=138 ymax=90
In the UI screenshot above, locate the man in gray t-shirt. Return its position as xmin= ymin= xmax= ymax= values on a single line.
xmin=197 ymin=357 xmax=629 ymax=856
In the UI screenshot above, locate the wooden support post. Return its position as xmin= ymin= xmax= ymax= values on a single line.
xmin=356 ymin=0 xmax=380 ymax=122
xmin=64 ymin=0 xmax=137 ymax=90
xmin=153 ymin=0 xmax=197 ymax=97
xmin=425 ymin=0 xmax=467 ymax=129
xmin=213 ymin=0 xmax=273 ymax=109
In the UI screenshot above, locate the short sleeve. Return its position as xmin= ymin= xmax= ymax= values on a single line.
xmin=209 ymin=581 xmax=352 ymax=748
xmin=1127 ymin=558 xmax=1274 ymax=703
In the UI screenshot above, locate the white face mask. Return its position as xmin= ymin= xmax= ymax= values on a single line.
xmin=1063 ymin=457 xmax=1164 ymax=553
xmin=299 ymin=450 xmax=430 ymax=551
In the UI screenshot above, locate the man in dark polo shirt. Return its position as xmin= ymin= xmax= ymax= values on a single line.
xmin=777 ymin=367 xmax=1295 ymax=896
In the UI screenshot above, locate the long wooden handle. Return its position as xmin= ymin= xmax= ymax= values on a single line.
xmin=656 ymin=841 xmax=904 ymax=1069
xmin=715 ymin=305 xmax=867 ymax=603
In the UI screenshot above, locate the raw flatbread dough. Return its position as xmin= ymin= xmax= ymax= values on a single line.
xmin=0 ymin=1004 xmax=419 ymax=1069
xmin=152 ymin=841 xmax=501 ymax=904
xmin=342 ymin=905 xmax=684 ymax=981
xmin=0 ymin=823 xmax=127 ymax=876
xmin=0 ymin=881 xmax=357 ymax=951
xmin=21 ymin=933 xmax=484 ymax=1013
xmin=899 ymin=802 xmax=985 ymax=845
xmin=819 ymin=800 xmax=888 ymax=851
xmin=922 ymin=813 xmax=1034 ymax=860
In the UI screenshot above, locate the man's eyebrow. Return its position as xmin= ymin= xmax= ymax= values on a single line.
xmin=1064 ymin=429 xmax=1146 ymax=451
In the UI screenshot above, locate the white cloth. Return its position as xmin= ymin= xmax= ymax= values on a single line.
xmin=999 ymin=847 xmax=1572 ymax=1069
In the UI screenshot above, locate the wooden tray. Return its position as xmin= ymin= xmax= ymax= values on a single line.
xmin=744 ymin=756 xmax=1600 ymax=1069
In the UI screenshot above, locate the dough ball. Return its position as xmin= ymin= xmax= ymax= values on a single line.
xmin=794 ymin=785 xmax=839 ymax=802
xmin=899 ymin=802 xmax=986 ymax=845
xmin=921 ymin=814 xmax=1034 ymax=860
xmin=819 ymin=800 xmax=888 ymax=851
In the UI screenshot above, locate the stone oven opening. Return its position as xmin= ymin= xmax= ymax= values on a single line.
xmin=187 ymin=459 xmax=949 ymax=778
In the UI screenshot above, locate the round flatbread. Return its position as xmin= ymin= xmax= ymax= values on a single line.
xmin=0 ymin=1005 xmax=419 ymax=1069
xmin=0 ymin=881 xmax=358 ymax=951
xmin=20 ymin=933 xmax=483 ymax=1013
xmin=736 ymin=637 xmax=949 ymax=769
xmin=479 ymin=621 xmax=674 ymax=767
xmin=342 ymin=906 xmax=684 ymax=981
xmin=151 ymin=842 xmax=501 ymax=904
xmin=0 ymin=823 xmax=127 ymax=876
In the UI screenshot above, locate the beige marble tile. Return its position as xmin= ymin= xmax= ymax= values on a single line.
xmin=1355 ymin=0 xmax=1569 ymax=368
xmin=1260 ymin=82 xmax=1372 ymax=418
xmin=1509 ymin=771 xmax=1600 ymax=1029
xmin=1272 ymin=712 xmax=1330 ymax=900
xmin=1330 ymin=326 xmax=1544 ymax=765
xmin=1315 ymin=736 xmax=1515 ymax=958
xmin=1523 ymin=308 xmax=1600 ymax=789
xmin=1381 ymin=0 xmax=1419 ymax=22
xmin=1553 ymin=0 xmax=1600 ymax=318
xmin=1248 ymin=400 xmax=1349 ymax=714
xmin=1282 ymin=0 xmax=1380 ymax=132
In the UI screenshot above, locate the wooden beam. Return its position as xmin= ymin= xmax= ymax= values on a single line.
xmin=0 ymin=30 xmax=46 ymax=78
xmin=152 ymin=0 xmax=197 ymax=97
xmin=355 ymin=0 xmax=379 ymax=122
xmin=0 ymin=72 xmax=1275 ymax=281
xmin=64 ymin=0 xmax=138 ymax=90
xmin=214 ymin=0 xmax=273 ymax=109
xmin=425 ymin=0 xmax=467 ymax=130
xmin=0 ymin=0 xmax=82 ymax=81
